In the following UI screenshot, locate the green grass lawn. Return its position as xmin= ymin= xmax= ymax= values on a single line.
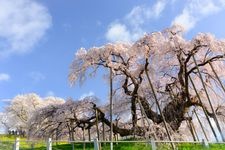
xmin=1 ymin=135 xmax=225 ymax=150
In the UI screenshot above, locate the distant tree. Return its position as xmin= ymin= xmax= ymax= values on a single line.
xmin=27 ymin=97 xmax=97 ymax=140
xmin=69 ymin=25 xmax=225 ymax=139
xmin=0 ymin=112 xmax=16 ymax=132
xmin=5 ymin=93 xmax=65 ymax=131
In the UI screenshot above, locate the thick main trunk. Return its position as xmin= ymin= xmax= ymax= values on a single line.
xmin=139 ymin=96 xmax=190 ymax=130
xmin=131 ymin=98 xmax=137 ymax=128
xmin=94 ymin=106 xmax=145 ymax=137
xmin=162 ymin=100 xmax=188 ymax=130
xmin=101 ymin=116 xmax=145 ymax=136
xmin=139 ymin=97 xmax=162 ymax=123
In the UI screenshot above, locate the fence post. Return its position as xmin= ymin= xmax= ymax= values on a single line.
xmin=72 ymin=142 xmax=74 ymax=150
xmin=94 ymin=138 xmax=99 ymax=150
xmin=202 ymin=139 xmax=209 ymax=148
xmin=47 ymin=138 xmax=52 ymax=150
xmin=31 ymin=143 xmax=34 ymax=150
xmin=14 ymin=138 xmax=19 ymax=150
xmin=150 ymin=139 xmax=156 ymax=150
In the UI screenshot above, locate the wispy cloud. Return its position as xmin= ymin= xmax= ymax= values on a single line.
xmin=29 ymin=72 xmax=45 ymax=83
xmin=79 ymin=91 xmax=94 ymax=100
xmin=105 ymin=0 xmax=167 ymax=42
xmin=46 ymin=91 xmax=55 ymax=97
xmin=0 ymin=0 xmax=52 ymax=58
xmin=96 ymin=20 xmax=102 ymax=26
xmin=0 ymin=73 xmax=10 ymax=82
xmin=172 ymin=0 xmax=225 ymax=31
xmin=62 ymin=23 xmax=72 ymax=32
xmin=125 ymin=1 xmax=166 ymax=27
xmin=0 ymin=99 xmax=11 ymax=102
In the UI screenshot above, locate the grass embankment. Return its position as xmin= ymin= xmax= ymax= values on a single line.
xmin=1 ymin=135 xmax=225 ymax=149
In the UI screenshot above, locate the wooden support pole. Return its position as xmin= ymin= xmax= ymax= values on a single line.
xmin=88 ymin=128 xmax=91 ymax=141
xmin=192 ymin=55 xmax=225 ymax=141
xmin=138 ymin=100 xmax=148 ymax=140
xmin=145 ymin=69 xmax=175 ymax=150
xmin=194 ymin=109 xmax=209 ymax=141
xmin=95 ymin=109 xmax=100 ymax=140
xmin=83 ymin=124 xmax=86 ymax=150
xmin=186 ymin=120 xmax=197 ymax=141
xmin=137 ymin=97 xmax=157 ymax=140
xmin=189 ymin=76 xmax=219 ymax=141
xmin=109 ymin=68 xmax=113 ymax=150
xmin=102 ymin=122 xmax=105 ymax=141
xmin=190 ymin=120 xmax=200 ymax=142
xmin=209 ymin=62 xmax=225 ymax=93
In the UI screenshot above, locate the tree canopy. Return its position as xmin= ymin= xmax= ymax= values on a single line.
xmin=69 ymin=25 xmax=225 ymax=140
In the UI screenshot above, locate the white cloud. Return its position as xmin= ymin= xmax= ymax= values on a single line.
xmin=172 ymin=0 xmax=225 ymax=32
xmin=0 ymin=0 xmax=52 ymax=58
xmin=198 ymin=1 xmax=220 ymax=15
xmin=29 ymin=72 xmax=45 ymax=82
xmin=0 ymin=73 xmax=10 ymax=82
xmin=106 ymin=23 xmax=131 ymax=42
xmin=79 ymin=91 xmax=94 ymax=100
xmin=105 ymin=0 xmax=167 ymax=42
xmin=172 ymin=10 xmax=197 ymax=32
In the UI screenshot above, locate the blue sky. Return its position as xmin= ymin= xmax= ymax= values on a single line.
xmin=0 ymin=0 xmax=225 ymax=110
